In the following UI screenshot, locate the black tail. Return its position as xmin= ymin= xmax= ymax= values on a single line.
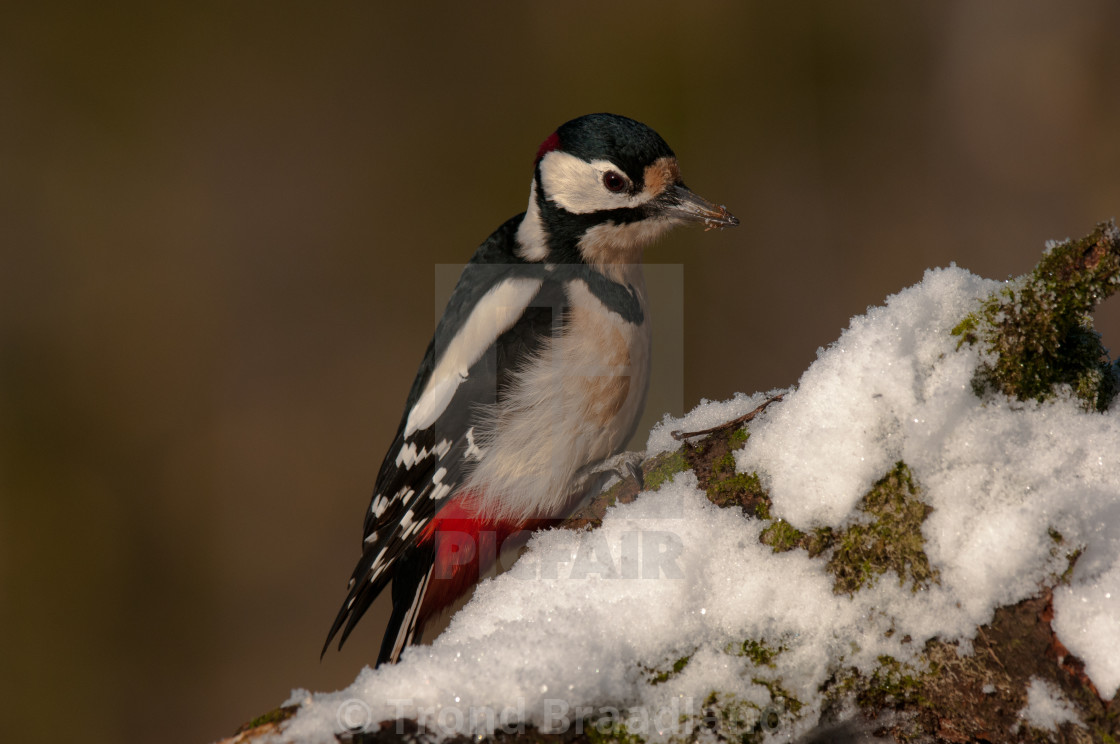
xmin=376 ymin=546 xmax=436 ymax=666
xmin=321 ymin=553 xmax=393 ymax=659
xmin=321 ymin=543 xmax=435 ymax=665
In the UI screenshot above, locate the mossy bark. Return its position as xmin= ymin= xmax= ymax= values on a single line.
xmin=953 ymin=220 xmax=1120 ymax=411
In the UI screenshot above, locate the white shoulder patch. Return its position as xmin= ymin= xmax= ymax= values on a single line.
xmin=404 ymin=276 xmax=543 ymax=438
xmin=515 ymin=180 xmax=549 ymax=262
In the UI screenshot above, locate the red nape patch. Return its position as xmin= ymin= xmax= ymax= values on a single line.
xmin=417 ymin=495 xmax=559 ymax=618
xmin=534 ymin=131 xmax=561 ymax=164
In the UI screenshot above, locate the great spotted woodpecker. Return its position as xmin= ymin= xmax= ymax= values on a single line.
xmin=324 ymin=113 xmax=738 ymax=664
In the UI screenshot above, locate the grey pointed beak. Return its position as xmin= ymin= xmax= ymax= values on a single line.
xmin=663 ymin=184 xmax=739 ymax=230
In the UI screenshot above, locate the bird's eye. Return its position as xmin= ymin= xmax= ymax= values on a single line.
xmin=602 ymin=170 xmax=627 ymax=193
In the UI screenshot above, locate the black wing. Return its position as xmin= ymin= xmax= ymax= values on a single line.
xmin=323 ymin=217 xmax=568 ymax=656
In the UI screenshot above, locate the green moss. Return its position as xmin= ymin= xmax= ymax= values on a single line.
xmin=750 ymin=678 xmax=804 ymax=715
xmin=804 ymin=528 xmax=833 ymax=557
xmin=241 ymin=705 xmax=298 ymax=732
xmin=1047 ymin=527 xmax=1084 ymax=585
xmin=642 ymin=450 xmax=690 ymax=492
xmin=821 ymin=594 xmax=1114 ymax=741
xmin=681 ymin=421 xmax=773 ymax=519
xmin=730 ymin=638 xmax=782 ymax=667
xmin=825 ymin=656 xmax=926 ymax=713
xmin=759 ymin=517 xmax=832 ymax=557
xmin=585 ymin=720 xmax=644 ymax=744
xmin=950 ymin=313 xmax=978 ymax=342
xmin=596 ymin=478 xmax=622 ymax=508
xmin=759 ymin=520 xmax=803 ymax=553
xmin=707 ymin=449 xmax=769 ymax=512
xmin=719 ymin=476 xmax=770 ymax=521
xmin=827 ymin=462 xmax=939 ymax=596
xmin=696 ymin=685 xmax=803 ymax=743
xmin=646 ymin=654 xmax=691 ymax=685
xmin=1060 ymin=548 xmax=1084 ymax=585
xmin=700 ymin=691 xmax=765 ymax=744
xmin=856 ymin=656 xmax=926 ymax=709
xmin=952 ymin=220 xmax=1120 ymax=411
xmin=728 ymin=426 xmax=749 ymax=448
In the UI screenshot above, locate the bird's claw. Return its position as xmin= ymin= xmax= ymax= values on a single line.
xmin=578 ymin=450 xmax=645 ymax=494
xmin=620 ymin=452 xmax=645 ymax=490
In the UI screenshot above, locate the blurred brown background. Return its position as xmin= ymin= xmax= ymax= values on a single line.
xmin=2 ymin=2 xmax=1118 ymax=743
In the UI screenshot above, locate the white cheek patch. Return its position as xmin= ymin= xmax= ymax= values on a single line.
xmin=404 ymin=276 xmax=543 ymax=438
xmin=538 ymin=151 xmax=657 ymax=215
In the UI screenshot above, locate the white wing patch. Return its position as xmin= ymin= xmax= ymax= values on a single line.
xmin=401 ymin=517 xmax=426 ymax=540
xmin=404 ymin=276 xmax=543 ymax=438
xmin=465 ymin=426 xmax=485 ymax=461
xmin=394 ymin=440 xmax=450 ymax=470
xmin=430 ymin=466 xmax=452 ymax=501
xmin=370 ymin=493 xmax=389 ymax=518
xmin=395 ymin=442 xmax=426 ymax=469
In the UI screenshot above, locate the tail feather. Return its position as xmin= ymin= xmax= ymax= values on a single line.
xmin=321 ymin=561 xmax=395 ymax=659
xmin=323 ymin=495 xmax=548 ymax=664
xmin=377 ymin=546 xmax=436 ymax=666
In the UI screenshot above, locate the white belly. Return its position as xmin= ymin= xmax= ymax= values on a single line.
xmin=464 ymin=271 xmax=651 ymax=520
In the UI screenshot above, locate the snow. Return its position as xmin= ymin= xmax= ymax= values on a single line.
xmin=273 ymin=266 xmax=1120 ymax=742
xmin=1019 ymin=677 xmax=1084 ymax=733
xmin=1053 ymin=563 xmax=1120 ymax=696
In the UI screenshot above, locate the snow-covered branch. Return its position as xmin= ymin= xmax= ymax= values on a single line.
xmin=225 ymin=221 xmax=1120 ymax=744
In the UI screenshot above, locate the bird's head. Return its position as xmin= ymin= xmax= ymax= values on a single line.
xmin=516 ymin=113 xmax=738 ymax=269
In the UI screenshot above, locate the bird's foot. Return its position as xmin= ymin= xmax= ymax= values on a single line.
xmin=573 ymin=450 xmax=646 ymax=496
